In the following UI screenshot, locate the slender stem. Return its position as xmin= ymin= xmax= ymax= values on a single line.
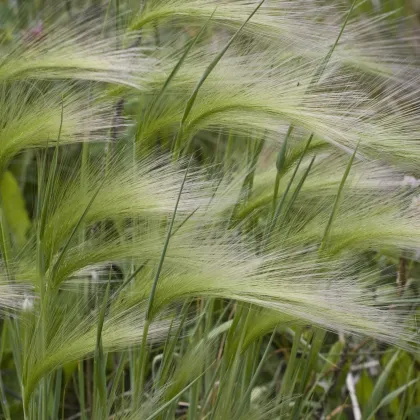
xmin=145 ymin=158 xmax=192 ymax=321
xmin=134 ymin=159 xmax=192 ymax=407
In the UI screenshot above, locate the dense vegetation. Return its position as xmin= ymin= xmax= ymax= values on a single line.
xmin=0 ymin=0 xmax=420 ymax=418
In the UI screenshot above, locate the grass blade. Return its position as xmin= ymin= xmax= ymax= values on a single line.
xmin=272 ymin=125 xmax=293 ymax=211
xmin=367 ymin=379 xmax=419 ymax=420
xmin=134 ymin=157 xmax=192 ymax=407
xmin=145 ymin=157 xmax=192 ymax=320
xmin=174 ymin=0 xmax=265 ymax=156
xmin=264 ymin=134 xmax=313 ymax=243
xmin=236 ymin=330 xmax=275 ymax=416
xmin=93 ymin=280 xmax=111 ymax=417
xmin=363 ymin=350 xmax=400 ymax=419
xmin=50 ymin=177 xmax=106 ymax=286
xmin=320 ymin=143 xmax=359 ymax=250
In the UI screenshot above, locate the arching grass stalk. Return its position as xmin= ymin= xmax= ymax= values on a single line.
xmin=135 ymin=10 xmax=214 ymax=148
xmin=134 ymin=157 xmax=192 ymax=408
xmin=173 ymin=0 xmax=265 ymax=159
xmin=310 ymin=0 xmax=358 ymax=87
xmin=22 ymin=165 xmax=106 ymax=415
xmin=267 ymin=0 xmax=357 ymax=235
xmin=49 ymin=177 xmax=106 ymax=287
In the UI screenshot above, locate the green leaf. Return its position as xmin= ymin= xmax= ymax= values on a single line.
xmin=363 ymin=350 xmax=400 ymax=419
xmin=321 ymin=339 xmax=345 ymax=375
xmin=0 ymin=170 xmax=31 ymax=247
xmin=367 ymin=379 xmax=419 ymax=420
xmin=356 ymin=370 xmax=374 ymax=411
xmin=408 ymin=406 xmax=420 ymax=420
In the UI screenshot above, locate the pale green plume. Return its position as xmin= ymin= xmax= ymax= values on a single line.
xmin=11 ymin=153 xmax=420 ymax=352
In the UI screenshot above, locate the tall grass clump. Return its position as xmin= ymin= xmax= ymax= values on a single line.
xmin=0 ymin=0 xmax=420 ymax=419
